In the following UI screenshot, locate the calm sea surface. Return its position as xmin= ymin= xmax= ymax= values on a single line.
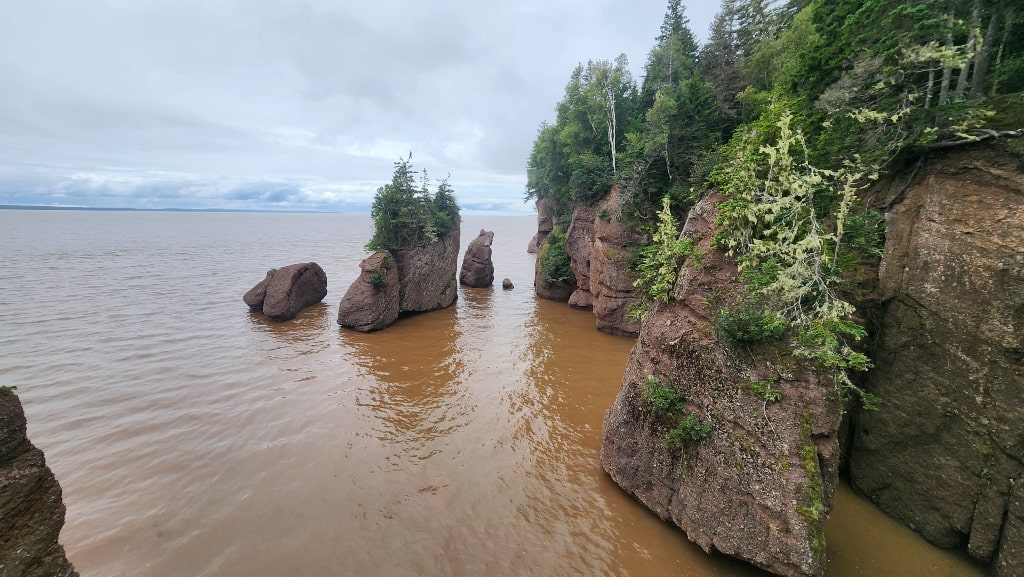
xmin=1 ymin=210 xmax=980 ymax=576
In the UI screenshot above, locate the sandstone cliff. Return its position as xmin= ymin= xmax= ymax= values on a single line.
xmin=591 ymin=188 xmax=641 ymax=336
xmin=532 ymin=190 xmax=640 ymax=336
xmin=337 ymin=225 xmax=459 ymax=331
xmin=0 ymin=389 xmax=78 ymax=577
xmin=565 ymin=205 xmax=596 ymax=308
xmin=601 ymin=196 xmax=840 ymax=577
xmin=848 ymin=142 xmax=1024 ymax=575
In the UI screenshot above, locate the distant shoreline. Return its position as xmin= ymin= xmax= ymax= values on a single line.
xmin=0 ymin=205 xmax=340 ymax=214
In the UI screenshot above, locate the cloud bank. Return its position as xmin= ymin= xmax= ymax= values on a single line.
xmin=0 ymin=0 xmax=716 ymax=212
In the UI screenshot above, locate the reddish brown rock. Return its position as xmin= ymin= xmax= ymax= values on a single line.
xmin=565 ymin=205 xmax=596 ymax=309
xmin=394 ymin=224 xmax=460 ymax=313
xmin=591 ymin=188 xmax=641 ymax=336
xmin=337 ymin=251 xmax=400 ymax=332
xmin=244 ymin=262 xmax=328 ymax=321
xmin=601 ymin=196 xmax=840 ymax=577
xmin=0 ymin=389 xmax=79 ymax=577
xmin=459 ymin=229 xmax=495 ymax=288
xmin=848 ymin=144 xmax=1024 ymax=573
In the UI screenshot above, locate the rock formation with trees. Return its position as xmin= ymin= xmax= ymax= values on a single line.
xmin=338 ymin=157 xmax=461 ymax=332
xmin=527 ymin=0 xmax=1024 ymax=574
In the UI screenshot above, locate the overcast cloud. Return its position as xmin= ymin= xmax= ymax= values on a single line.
xmin=0 ymin=0 xmax=716 ymax=213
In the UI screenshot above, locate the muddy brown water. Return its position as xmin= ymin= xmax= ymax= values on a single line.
xmin=0 ymin=210 xmax=981 ymax=576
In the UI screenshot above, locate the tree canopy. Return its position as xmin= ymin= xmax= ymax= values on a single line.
xmin=368 ymin=156 xmax=460 ymax=251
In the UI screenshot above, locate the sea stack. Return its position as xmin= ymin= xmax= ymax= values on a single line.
xmin=459 ymin=229 xmax=495 ymax=288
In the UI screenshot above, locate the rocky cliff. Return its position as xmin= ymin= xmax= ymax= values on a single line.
xmin=532 ymin=189 xmax=640 ymax=336
xmin=601 ymin=196 xmax=840 ymax=577
xmin=338 ymin=225 xmax=459 ymax=331
xmin=0 ymin=389 xmax=78 ymax=577
xmin=848 ymin=142 xmax=1024 ymax=575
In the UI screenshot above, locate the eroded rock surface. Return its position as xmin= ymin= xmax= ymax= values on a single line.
xmin=0 ymin=390 xmax=79 ymax=577
xmin=337 ymin=251 xmax=400 ymax=332
xmin=394 ymin=225 xmax=460 ymax=313
xmin=565 ymin=206 xmax=596 ymax=309
xmin=849 ymin=144 xmax=1024 ymax=573
xmin=459 ymin=230 xmax=495 ymax=288
xmin=591 ymin=188 xmax=641 ymax=336
xmin=601 ymin=196 xmax=841 ymax=577
xmin=244 ymin=262 xmax=328 ymax=321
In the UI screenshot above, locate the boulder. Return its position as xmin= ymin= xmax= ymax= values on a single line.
xmin=394 ymin=224 xmax=460 ymax=313
xmin=848 ymin=143 xmax=1024 ymax=572
xmin=459 ymin=229 xmax=495 ymax=288
xmin=526 ymin=233 xmax=540 ymax=254
xmin=502 ymin=278 xmax=514 ymax=290
xmin=337 ymin=251 xmax=400 ymax=332
xmin=591 ymin=188 xmax=641 ymax=336
xmin=565 ymin=205 xmax=596 ymax=309
xmin=244 ymin=262 xmax=327 ymax=321
xmin=601 ymin=196 xmax=841 ymax=577
xmin=0 ymin=389 xmax=79 ymax=577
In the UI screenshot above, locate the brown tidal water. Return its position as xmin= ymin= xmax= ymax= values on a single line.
xmin=0 ymin=210 xmax=981 ymax=576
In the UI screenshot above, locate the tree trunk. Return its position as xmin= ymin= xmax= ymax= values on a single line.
xmin=989 ymin=7 xmax=1011 ymax=96
xmin=938 ymin=6 xmax=955 ymax=105
xmin=953 ymin=0 xmax=981 ymax=101
xmin=925 ymin=68 xmax=936 ymax=109
xmin=970 ymin=3 xmax=1001 ymax=100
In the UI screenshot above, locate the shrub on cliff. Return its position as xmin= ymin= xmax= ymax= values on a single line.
xmin=367 ymin=156 xmax=460 ymax=251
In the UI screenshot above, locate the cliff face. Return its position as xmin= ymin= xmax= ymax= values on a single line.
xmin=0 ymin=390 xmax=78 ymax=577
xmin=601 ymin=197 xmax=841 ymax=577
xmin=532 ymin=189 xmax=640 ymax=336
xmin=848 ymin=143 xmax=1024 ymax=575
xmin=565 ymin=205 xmax=596 ymax=308
xmin=591 ymin=189 xmax=641 ymax=336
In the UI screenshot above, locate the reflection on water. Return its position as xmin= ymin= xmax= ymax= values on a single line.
xmin=0 ymin=210 xmax=986 ymax=577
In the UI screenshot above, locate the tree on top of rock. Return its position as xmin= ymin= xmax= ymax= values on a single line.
xmin=367 ymin=156 xmax=461 ymax=251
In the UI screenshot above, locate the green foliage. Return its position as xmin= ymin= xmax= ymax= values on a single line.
xmin=717 ymin=305 xmax=788 ymax=343
xmin=665 ymin=412 xmax=714 ymax=448
xmin=0 ymin=385 xmax=17 ymax=395
xmin=368 ymin=156 xmax=460 ymax=252
xmin=537 ymin=229 xmax=574 ymax=287
xmin=642 ymin=374 xmax=712 ymax=449
xmin=630 ymin=196 xmax=703 ymax=318
xmin=712 ymin=110 xmax=879 ymax=407
xmin=744 ymin=377 xmax=783 ymax=402
xmin=266 ymin=268 xmax=276 ymax=278
xmin=643 ymin=375 xmax=685 ymax=415
xmin=367 ymin=269 xmax=388 ymax=292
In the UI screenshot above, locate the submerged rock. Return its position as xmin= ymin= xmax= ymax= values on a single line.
xmin=0 ymin=389 xmax=79 ymax=577
xmin=601 ymin=196 xmax=840 ymax=577
xmin=459 ymin=229 xmax=495 ymax=288
xmin=502 ymin=278 xmax=514 ymax=290
xmin=244 ymin=262 xmax=327 ymax=321
xmin=337 ymin=251 xmax=400 ymax=332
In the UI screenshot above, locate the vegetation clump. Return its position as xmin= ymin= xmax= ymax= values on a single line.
xmin=367 ymin=156 xmax=460 ymax=252
xmin=537 ymin=229 xmax=574 ymax=287
xmin=642 ymin=375 xmax=713 ymax=448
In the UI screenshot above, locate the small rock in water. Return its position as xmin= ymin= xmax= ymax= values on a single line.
xmin=502 ymin=278 xmax=514 ymax=290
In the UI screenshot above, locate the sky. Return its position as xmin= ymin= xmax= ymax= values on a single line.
xmin=0 ymin=1 xmax=717 ymax=213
